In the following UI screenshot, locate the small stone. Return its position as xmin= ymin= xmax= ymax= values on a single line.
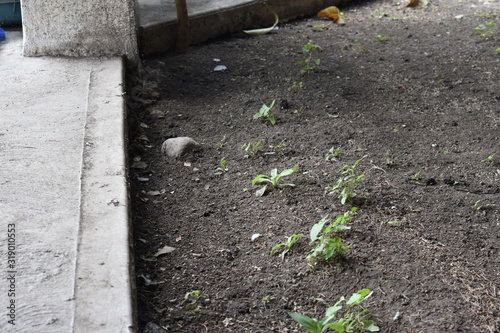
xmin=161 ymin=137 xmax=201 ymax=158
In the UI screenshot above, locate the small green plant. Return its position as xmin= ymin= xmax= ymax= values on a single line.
xmin=474 ymin=200 xmax=496 ymax=211
xmin=376 ymin=33 xmax=390 ymax=41
xmin=270 ymin=234 xmax=303 ymax=261
xmin=326 ymin=155 xmax=367 ymax=205
xmin=254 ymin=100 xmax=277 ymax=125
xmin=241 ymin=141 xmax=262 ymax=158
xmin=273 ymin=140 xmax=286 ymax=150
xmin=496 ymin=47 xmax=500 ymax=52
xmin=262 ymin=295 xmax=275 ymax=303
xmin=252 ymin=168 xmax=298 ymax=196
xmin=293 ymin=81 xmax=305 ymax=88
xmin=184 ymin=290 xmax=201 ymax=311
xmin=482 ymin=153 xmax=499 ymax=166
xmin=297 ymin=44 xmax=323 ymax=74
xmin=295 ymin=106 xmax=306 ymax=117
xmin=409 ymin=170 xmax=422 ymax=181
xmin=214 ymin=157 xmax=228 ymax=175
xmin=307 ymin=208 xmax=357 ymax=264
xmin=252 ymin=168 xmax=298 ymax=188
xmin=383 ymin=154 xmax=397 ymax=167
xmin=474 ymin=22 xmax=496 ymax=39
xmin=371 ymin=10 xmax=387 ymax=18
xmin=387 ymin=219 xmax=405 ymax=227
xmin=325 ymin=147 xmax=342 ymax=161
xmin=288 ymin=289 xmax=379 ymax=332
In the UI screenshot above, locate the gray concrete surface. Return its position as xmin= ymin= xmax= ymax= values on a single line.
xmin=21 ymin=0 xmax=139 ymax=65
xmin=137 ymin=0 xmax=352 ymax=55
xmin=0 ymin=31 xmax=134 ymax=332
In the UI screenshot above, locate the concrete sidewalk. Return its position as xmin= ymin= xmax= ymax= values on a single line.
xmin=0 ymin=31 xmax=134 ymax=332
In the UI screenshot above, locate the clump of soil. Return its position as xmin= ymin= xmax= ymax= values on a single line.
xmin=129 ymin=0 xmax=500 ymax=332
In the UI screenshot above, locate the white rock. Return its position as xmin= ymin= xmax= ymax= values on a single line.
xmin=161 ymin=137 xmax=201 ymax=158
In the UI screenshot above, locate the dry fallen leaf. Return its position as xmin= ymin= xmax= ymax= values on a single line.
xmin=317 ymin=6 xmax=345 ymax=25
xmin=400 ymin=0 xmax=429 ymax=8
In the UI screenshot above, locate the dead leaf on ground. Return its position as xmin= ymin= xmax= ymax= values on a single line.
xmin=317 ymin=6 xmax=345 ymax=25
xmin=153 ymin=245 xmax=176 ymax=257
xmin=243 ymin=5 xmax=279 ymax=35
xmin=400 ymin=0 xmax=429 ymax=8
xmin=131 ymin=161 xmax=148 ymax=169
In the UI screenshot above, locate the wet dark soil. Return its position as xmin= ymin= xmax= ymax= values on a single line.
xmin=128 ymin=0 xmax=500 ymax=332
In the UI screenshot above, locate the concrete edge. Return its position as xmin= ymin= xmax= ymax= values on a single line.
xmin=73 ymin=58 xmax=136 ymax=332
xmin=139 ymin=0 xmax=354 ymax=55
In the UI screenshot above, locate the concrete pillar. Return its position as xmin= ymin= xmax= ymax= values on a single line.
xmin=21 ymin=0 xmax=139 ymax=65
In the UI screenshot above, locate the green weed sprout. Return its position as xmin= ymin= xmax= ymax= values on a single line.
xmin=325 ymin=147 xmax=342 ymax=161
xmin=270 ymin=234 xmax=303 ymax=261
xmin=482 ymin=153 xmax=498 ymax=166
xmin=297 ymin=44 xmax=323 ymax=74
xmin=254 ymin=100 xmax=277 ymax=125
xmin=288 ymin=289 xmax=379 ymax=332
xmin=307 ymin=208 xmax=357 ymax=264
xmin=184 ymin=290 xmax=201 ymax=311
xmin=252 ymin=168 xmax=298 ymax=196
xmin=326 ymin=155 xmax=367 ymax=205
xmin=214 ymin=157 xmax=228 ymax=175
xmin=474 ymin=200 xmax=496 ymax=211
xmin=376 ymin=33 xmax=390 ymax=41
xmin=241 ymin=141 xmax=262 ymax=158
xmin=252 ymin=168 xmax=298 ymax=188
xmin=409 ymin=170 xmax=422 ymax=181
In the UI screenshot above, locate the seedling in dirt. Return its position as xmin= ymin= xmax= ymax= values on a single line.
xmin=288 ymin=289 xmax=379 ymax=332
xmin=262 ymin=295 xmax=275 ymax=303
xmin=409 ymin=170 xmax=422 ymax=181
xmin=254 ymin=100 xmax=277 ymax=125
xmin=184 ymin=290 xmax=201 ymax=311
xmin=383 ymin=154 xmax=397 ymax=167
xmin=376 ymin=33 xmax=390 ymax=41
xmin=216 ymin=134 xmax=227 ymax=150
xmin=371 ymin=10 xmax=388 ymax=18
xmin=307 ymin=209 xmax=357 ymax=264
xmin=325 ymin=155 xmax=367 ymax=205
xmin=241 ymin=141 xmax=262 ymax=158
xmin=325 ymin=147 xmax=342 ymax=161
xmin=482 ymin=153 xmax=499 ymax=166
xmin=294 ymin=106 xmax=306 ymax=117
xmin=496 ymin=47 xmax=500 ymax=52
xmin=214 ymin=157 xmax=228 ymax=175
xmin=252 ymin=168 xmax=298 ymax=196
xmin=474 ymin=200 xmax=496 ymax=211
xmin=270 ymin=234 xmax=303 ymax=261
xmin=474 ymin=22 xmax=496 ymax=39
xmin=387 ymin=219 xmax=405 ymax=227
xmin=292 ymin=81 xmax=304 ymax=88
xmin=273 ymin=140 xmax=286 ymax=150
xmin=297 ymin=43 xmax=323 ymax=74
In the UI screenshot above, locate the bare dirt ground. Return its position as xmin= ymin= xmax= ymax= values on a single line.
xmin=128 ymin=0 xmax=500 ymax=331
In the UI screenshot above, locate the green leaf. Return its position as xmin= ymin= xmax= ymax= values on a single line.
xmin=252 ymin=175 xmax=270 ymax=186
xmin=326 ymin=322 xmax=345 ymax=333
xmin=364 ymin=320 xmax=380 ymax=332
xmin=278 ymin=168 xmax=298 ymax=178
xmin=310 ymin=215 xmax=329 ymax=242
xmin=270 ymin=168 xmax=278 ymax=179
xmin=288 ymin=312 xmax=323 ymax=332
xmin=346 ymin=289 xmax=371 ymax=305
xmin=255 ymin=185 xmax=268 ymax=197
